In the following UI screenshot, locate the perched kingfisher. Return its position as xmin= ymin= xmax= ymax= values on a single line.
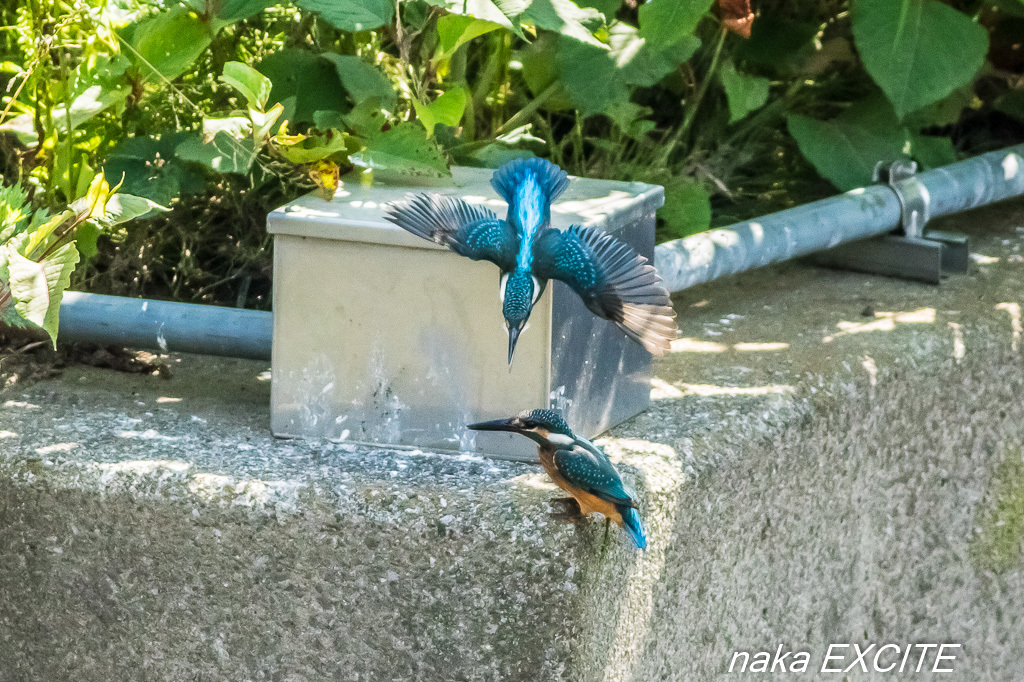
xmin=384 ymin=158 xmax=678 ymax=365
xmin=468 ymin=409 xmax=647 ymax=550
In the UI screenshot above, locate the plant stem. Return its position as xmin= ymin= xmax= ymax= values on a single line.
xmin=657 ymin=26 xmax=728 ymax=167
xmin=494 ymin=81 xmax=558 ymax=136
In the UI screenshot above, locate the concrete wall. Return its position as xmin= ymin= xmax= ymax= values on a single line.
xmin=3 ymin=201 xmax=1024 ymax=679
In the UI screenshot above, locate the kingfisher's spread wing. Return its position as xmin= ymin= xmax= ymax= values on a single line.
xmin=553 ymin=442 xmax=635 ymax=508
xmin=532 ymin=225 xmax=678 ymax=355
xmin=384 ymin=193 xmax=519 ymax=271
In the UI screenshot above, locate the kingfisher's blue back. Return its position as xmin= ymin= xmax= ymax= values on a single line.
xmin=489 ymin=158 xmax=570 ymax=271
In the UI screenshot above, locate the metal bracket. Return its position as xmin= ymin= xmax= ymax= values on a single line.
xmin=816 ymin=160 xmax=969 ymax=284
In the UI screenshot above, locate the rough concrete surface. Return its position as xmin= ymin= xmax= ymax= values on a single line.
xmin=4 ymin=200 xmax=1024 ymax=680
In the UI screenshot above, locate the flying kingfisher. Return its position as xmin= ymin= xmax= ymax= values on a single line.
xmin=384 ymin=158 xmax=678 ymax=365
xmin=468 ymin=409 xmax=647 ymax=550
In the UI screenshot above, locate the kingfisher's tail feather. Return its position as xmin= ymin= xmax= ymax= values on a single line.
xmin=490 ymin=158 xmax=570 ymax=205
xmin=582 ymin=231 xmax=677 ymax=356
xmin=619 ymin=505 xmax=647 ymax=550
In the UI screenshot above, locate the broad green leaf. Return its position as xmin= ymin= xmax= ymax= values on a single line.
xmin=850 ymin=0 xmax=988 ymax=118
xmin=995 ymin=89 xmax=1024 ymax=122
xmin=6 ymin=241 xmax=80 ymax=347
xmin=176 ymin=132 xmax=258 ymax=175
xmin=719 ymin=60 xmax=770 ymax=124
xmin=277 ymin=130 xmax=358 ymax=164
xmin=203 ymin=116 xmax=253 ymax=140
xmin=105 ymin=133 xmax=209 ymax=206
xmin=787 ymin=99 xmax=911 ymax=191
xmin=466 ymin=144 xmax=534 ymax=167
xmin=436 ymin=15 xmax=503 ymax=59
xmin=555 ymin=38 xmax=630 ymax=116
xmin=350 ymin=123 xmax=450 ymax=179
xmin=638 ymin=0 xmax=714 ymax=49
xmin=733 ymin=16 xmax=819 ymax=74
xmin=250 ymin=104 xmax=284 ymax=140
xmin=75 ymin=222 xmax=102 ymax=259
xmin=658 ymin=180 xmax=711 ymax=241
xmin=606 ymin=100 xmax=655 ymax=137
xmin=577 ymin=0 xmax=620 ymax=15
xmin=210 ymin=0 xmax=277 ymax=22
xmin=911 ymin=134 xmax=957 ymax=169
xmin=0 ymin=183 xmax=30 ymax=242
xmin=413 ymin=87 xmax=469 ymax=135
xmin=423 ymin=0 xmax=525 ymax=36
xmin=220 ymin=61 xmax=272 ymax=109
xmin=523 ymin=0 xmax=606 ymax=48
xmin=256 ymin=49 xmax=348 ymax=125
xmin=102 ymin=194 xmax=169 ymax=226
xmin=296 ymin=0 xmax=394 ymax=31
xmin=520 ymin=34 xmax=574 ymax=109
xmin=0 ymin=113 xmax=36 ymax=145
xmin=608 ymin=22 xmax=699 ymax=87
xmin=21 ymin=211 xmax=75 ymax=260
xmin=124 ymin=6 xmax=212 ymax=83
xmin=322 ymin=54 xmax=397 ymax=111
xmin=51 ymin=85 xmax=128 ymax=132
xmin=904 ymin=86 xmax=974 ymax=128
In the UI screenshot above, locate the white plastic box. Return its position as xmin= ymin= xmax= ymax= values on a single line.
xmin=267 ymin=167 xmax=663 ymax=460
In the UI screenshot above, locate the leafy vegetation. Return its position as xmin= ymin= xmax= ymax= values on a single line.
xmin=0 ymin=0 xmax=1022 ymax=342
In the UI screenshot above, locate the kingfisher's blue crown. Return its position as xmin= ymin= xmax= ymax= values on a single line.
xmin=517 ymin=409 xmax=573 ymax=436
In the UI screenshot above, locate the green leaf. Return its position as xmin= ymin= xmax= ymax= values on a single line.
xmin=220 ymin=61 xmax=272 ymax=110
xmin=250 ymin=103 xmax=284 ymax=140
xmin=6 ymin=242 xmax=80 ymax=347
xmin=322 ymin=54 xmax=396 ymax=111
xmin=350 ymin=123 xmax=450 ymax=179
xmin=995 ymin=89 xmax=1024 ymax=122
xmin=175 ymin=132 xmax=258 ymax=175
xmin=277 ymin=130 xmax=358 ymax=164
xmin=105 ymin=134 xmax=209 ymax=206
xmin=123 ymin=7 xmax=212 ymax=83
xmin=555 ymin=38 xmax=630 ymax=116
xmin=787 ymin=99 xmax=911 ymax=191
xmin=719 ymin=60 xmax=770 ymax=124
xmin=52 ymin=85 xmax=128 ymax=132
xmin=210 ymin=0 xmax=277 ymax=22
xmin=658 ymin=180 xmax=711 ymax=241
xmin=256 ymin=49 xmax=348 ymax=125
xmin=608 ymin=22 xmax=700 ymax=88
xmin=423 ymin=0 xmax=525 ymax=37
xmin=638 ymin=0 xmax=714 ymax=49
xmin=203 ymin=116 xmax=253 ymax=140
xmin=911 ymin=134 xmax=957 ymax=169
xmin=75 ymin=221 xmax=102 ymax=260
xmin=733 ymin=16 xmax=819 ymax=74
xmin=0 ymin=183 xmax=30 ymax=243
xmin=296 ymin=0 xmax=394 ymax=31
xmin=413 ymin=86 xmax=469 ymax=134
xmin=850 ymin=0 xmax=988 ymax=119
xmin=102 ymin=194 xmax=169 ymax=226
xmin=523 ymin=0 xmax=606 ymax=48
xmin=577 ymin=0 xmax=620 ymax=15
xmin=436 ymin=15 xmax=503 ymax=59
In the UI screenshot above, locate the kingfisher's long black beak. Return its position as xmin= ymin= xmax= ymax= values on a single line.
xmin=467 ymin=417 xmax=523 ymax=433
xmin=507 ymin=325 xmax=521 ymax=366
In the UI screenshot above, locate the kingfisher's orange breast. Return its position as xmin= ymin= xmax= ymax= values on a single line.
xmin=538 ymin=448 xmax=625 ymax=526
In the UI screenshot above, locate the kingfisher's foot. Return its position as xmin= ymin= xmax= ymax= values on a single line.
xmin=548 ymin=496 xmax=582 ymax=522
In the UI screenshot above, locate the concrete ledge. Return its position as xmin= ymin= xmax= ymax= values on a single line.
xmin=4 ymin=200 xmax=1024 ymax=679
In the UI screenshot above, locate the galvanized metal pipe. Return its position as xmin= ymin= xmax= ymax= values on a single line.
xmin=653 ymin=144 xmax=1024 ymax=292
xmin=58 ymin=291 xmax=272 ymax=361
xmin=54 ymin=145 xmax=1024 ymax=360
